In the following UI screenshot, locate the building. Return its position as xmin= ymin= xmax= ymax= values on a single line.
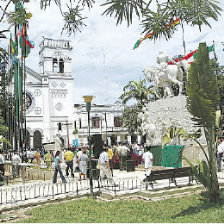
xmin=25 ymin=38 xmax=74 ymax=149
xmin=73 ymin=101 xmax=137 ymax=146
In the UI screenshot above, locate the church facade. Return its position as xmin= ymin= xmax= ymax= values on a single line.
xmin=25 ymin=38 xmax=74 ymax=149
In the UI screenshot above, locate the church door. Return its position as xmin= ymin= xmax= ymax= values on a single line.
xmin=33 ymin=130 xmax=42 ymax=149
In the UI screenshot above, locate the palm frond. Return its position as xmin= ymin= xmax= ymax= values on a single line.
xmin=101 ymin=0 xmax=146 ymax=26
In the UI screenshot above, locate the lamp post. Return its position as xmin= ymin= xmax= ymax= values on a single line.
xmin=83 ymin=95 xmax=94 ymax=195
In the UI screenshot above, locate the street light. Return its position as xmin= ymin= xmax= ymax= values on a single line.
xmin=83 ymin=95 xmax=94 ymax=195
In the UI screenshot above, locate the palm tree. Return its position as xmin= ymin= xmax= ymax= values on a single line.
xmin=119 ymin=79 xmax=156 ymax=106
xmin=1 ymin=1 xmax=221 ymax=37
xmin=103 ymin=0 xmax=222 ymax=43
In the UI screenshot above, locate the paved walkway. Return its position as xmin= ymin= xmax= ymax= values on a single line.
xmin=1 ymin=167 xmax=224 ymax=211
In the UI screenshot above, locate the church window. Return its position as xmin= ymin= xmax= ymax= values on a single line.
xmin=92 ymin=117 xmax=100 ymax=128
xmin=53 ymin=58 xmax=59 ymax=73
xmin=59 ymin=58 xmax=64 ymax=73
xmin=74 ymin=121 xmax=77 ymax=129
xmin=79 ymin=118 xmax=82 ymax=129
xmin=114 ymin=117 xmax=122 ymax=127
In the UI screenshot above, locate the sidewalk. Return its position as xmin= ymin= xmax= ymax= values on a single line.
xmin=1 ymin=167 xmax=224 ymax=211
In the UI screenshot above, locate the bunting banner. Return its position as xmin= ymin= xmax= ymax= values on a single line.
xmin=133 ymin=18 xmax=181 ymax=50
xmin=168 ymin=44 xmax=215 ymax=65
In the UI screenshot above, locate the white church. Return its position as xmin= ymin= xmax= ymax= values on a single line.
xmin=25 ymin=38 xmax=138 ymax=150
xmin=25 ymin=38 xmax=74 ymax=149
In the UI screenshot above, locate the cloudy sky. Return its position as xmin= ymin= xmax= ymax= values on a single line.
xmin=1 ymin=0 xmax=224 ymax=104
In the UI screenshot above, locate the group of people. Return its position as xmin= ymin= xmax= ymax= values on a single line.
xmin=52 ymin=143 xmax=154 ymax=184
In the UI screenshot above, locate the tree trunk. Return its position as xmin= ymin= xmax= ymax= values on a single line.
xmin=204 ymin=126 xmax=220 ymax=202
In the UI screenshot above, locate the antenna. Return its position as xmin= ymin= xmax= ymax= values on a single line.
xmin=103 ymin=48 xmax=108 ymax=105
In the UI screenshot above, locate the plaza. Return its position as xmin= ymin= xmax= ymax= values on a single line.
xmin=1 ymin=0 xmax=224 ymax=223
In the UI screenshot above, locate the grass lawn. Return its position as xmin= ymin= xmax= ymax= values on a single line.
xmin=18 ymin=192 xmax=224 ymax=223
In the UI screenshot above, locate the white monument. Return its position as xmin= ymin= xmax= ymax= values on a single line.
xmin=25 ymin=38 xmax=74 ymax=149
xmin=143 ymin=51 xmax=184 ymax=98
xmin=139 ymin=52 xmax=206 ymax=146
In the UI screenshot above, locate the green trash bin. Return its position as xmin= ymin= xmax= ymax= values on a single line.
xmin=162 ymin=145 xmax=184 ymax=168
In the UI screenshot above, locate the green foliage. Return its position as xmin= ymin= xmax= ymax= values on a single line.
xmin=0 ymin=110 xmax=11 ymax=150
xmin=101 ymin=0 xmax=146 ymax=26
xmin=119 ymin=79 xmax=156 ymax=135
xmin=18 ymin=194 xmax=224 ymax=223
xmin=62 ymin=5 xmax=87 ymax=35
xmin=6 ymin=2 xmax=32 ymax=26
xmin=185 ymin=158 xmax=212 ymax=191
xmin=2 ymin=0 xmax=222 ymax=37
xmin=210 ymin=59 xmax=224 ymax=110
xmin=119 ymin=79 xmax=156 ymax=105
xmin=186 ymin=42 xmax=220 ymax=202
xmin=186 ymin=42 xmax=219 ymax=127
xmin=122 ymin=104 xmax=142 ymax=135
xmin=162 ymin=126 xmax=202 ymax=147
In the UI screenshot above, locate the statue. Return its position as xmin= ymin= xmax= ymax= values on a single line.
xmin=144 ymin=51 xmax=184 ymax=98
xmin=54 ymin=134 xmax=62 ymax=152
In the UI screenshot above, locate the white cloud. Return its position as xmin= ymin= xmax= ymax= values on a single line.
xmin=1 ymin=1 xmax=224 ymax=105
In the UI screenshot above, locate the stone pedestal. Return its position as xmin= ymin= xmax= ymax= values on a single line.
xmin=139 ymin=95 xmax=206 ymax=146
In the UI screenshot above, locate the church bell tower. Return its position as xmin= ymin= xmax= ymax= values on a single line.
xmin=38 ymin=38 xmax=74 ymax=144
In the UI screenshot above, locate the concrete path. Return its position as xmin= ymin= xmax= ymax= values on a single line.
xmin=1 ymin=168 xmax=224 ymax=211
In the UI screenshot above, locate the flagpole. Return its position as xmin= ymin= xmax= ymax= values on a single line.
xmin=181 ymin=20 xmax=186 ymax=55
xmin=22 ymin=22 xmax=27 ymax=152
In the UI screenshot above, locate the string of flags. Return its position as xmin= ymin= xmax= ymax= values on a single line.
xmin=133 ymin=18 xmax=181 ymax=50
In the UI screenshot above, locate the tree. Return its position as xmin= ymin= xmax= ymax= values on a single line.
xmin=119 ymin=79 xmax=156 ymax=135
xmin=0 ymin=0 xmax=222 ymax=37
xmin=119 ymin=79 xmax=156 ymax=105
xmin=122 ymin=104 xmax=142 ymax=135
xmin=186 ymin=42 xmax=220 ymax=202
xmin=0 ymin=110 xmax=11 ymax=150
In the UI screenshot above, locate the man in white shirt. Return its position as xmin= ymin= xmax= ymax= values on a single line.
xmin=217 ymin=138 xmax=224 ymax=172
xmin=98 ymin=146 xmax=112 ymax=180
xmin=142 ymin=146 xmax=153 ymax=181
xmin=11 ymin=152 xmax=22 ymax=178
xmin=0 ymin=151 xmax=5 ymax=176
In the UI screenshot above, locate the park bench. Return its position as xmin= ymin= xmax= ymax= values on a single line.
xmin=145 ymin=167 xmax=196 ymax=189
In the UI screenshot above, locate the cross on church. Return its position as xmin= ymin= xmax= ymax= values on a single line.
xmin=34 ymin=89 xmax=41 ymax=96
xmin=34 ymin=107 xmax=42 ymax=115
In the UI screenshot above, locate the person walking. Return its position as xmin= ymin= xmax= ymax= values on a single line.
xmin=217 ymin=138 xmax=224 ymax=172
xmin=131 ymin=142 xmax=138 ymax=167
xmin=11 ymin=152 xmax=22 ymax=178
xmin=64 ymin=149 xmax=74 ymax=178
xmin=107 ymin=145 xmax=114 ymax=177
xmin=35 ymin=149 xmax=41 ymax=167
xmin=78 ymin=149 xmax=88 ymax=180
xmin=53 ymin=151 xmax=67 ymax=183
xmin=0 ymin=151 xmax=5 ymax=176
xmin=98 ymin=146 xmax=112 ymax=180
xmin=142 ymin=146 xmax=153 ymax=181
xmin=44 ymin=151 xmax=52 ymax=170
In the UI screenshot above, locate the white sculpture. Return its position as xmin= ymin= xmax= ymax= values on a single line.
xmin=54 ymin=134 xmax=62 ymax=152
xmin=144 ymin=51 xmax=184 ymax=98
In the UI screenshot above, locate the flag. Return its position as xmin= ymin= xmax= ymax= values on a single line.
xmin=208 ymin=44 xmax=214 ymax=52
xmin=18 ymin=24 xmax=35 ymax=57
xmin=133 ymin=18 xmax=181 ymax=49
xmin=133 ymin=38 xmax=143 ymax=49
xmin=168 ymin=44 xmax=215 ymax=65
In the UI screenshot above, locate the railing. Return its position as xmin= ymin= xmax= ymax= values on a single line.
xmin=0 ymin=177 xmax=141 ymax=206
